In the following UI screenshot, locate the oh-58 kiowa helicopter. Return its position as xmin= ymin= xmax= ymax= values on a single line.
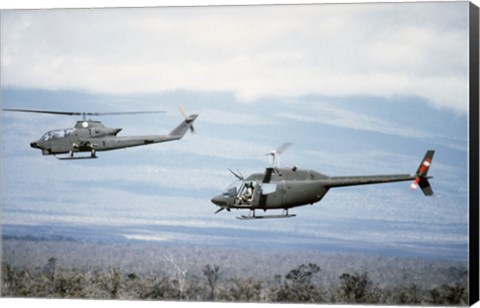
xmin=2 ymin=107 xmax=198 ymax=160
xmin=211 ymin=143 xmax=435 ymax=220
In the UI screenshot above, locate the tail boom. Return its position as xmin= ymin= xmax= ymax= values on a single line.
xmin=324 ymin=150 xmax=435 ymax=196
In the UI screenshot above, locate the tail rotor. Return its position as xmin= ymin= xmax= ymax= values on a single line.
xmin=179 ymin=105 xmax=195 ymax=133
xmin=409 ymin=150 xmax=435 ymax=196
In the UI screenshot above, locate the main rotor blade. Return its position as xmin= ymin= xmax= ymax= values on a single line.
xmin=2 ymin=108 xmax=165 ymax=117
xmin=2 ymin=108 xmax=82 ymax=116
xmin=228 ymin=168 xmax=244 ymax=180
xmin=91 ymin=111 xmax=166 ymax=116
xmin=276 ymin=142 xmax=292 ymax=154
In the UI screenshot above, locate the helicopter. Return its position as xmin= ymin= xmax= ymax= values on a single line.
xmin=2 ymin=107 xmax=198 ymax=160
xmin=211 ymin=143 xmax=435 ymax=220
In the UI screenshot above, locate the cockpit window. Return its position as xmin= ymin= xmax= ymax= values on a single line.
xmin=223 ymin=180 xmax=260 ymax=204
xmin=40 ymin=132 xmax=52 ymax=141
xmin=39 ymin=128 xmax=75 ymax=141
xmin=223 ymin=180 xmax=241 ymax=197
xmin=52 ymin=130 xmax=65 ymax=139
xmin=261 ymin=183 xmax=277 ymax=194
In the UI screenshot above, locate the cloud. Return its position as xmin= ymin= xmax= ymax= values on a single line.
xmin=197 ymin=109 xmax=275 ymax=126
xmin=277 ymin=101 xmax=430 ymax=139
xmin=1 ymin=2 xmax=469 ymax=113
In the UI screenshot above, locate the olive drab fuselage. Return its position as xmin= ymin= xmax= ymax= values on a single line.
xmin=28 ymin=114 xmax=198 ymax=159
xmin=211 ymin=151 xmax=435 ymax=219
xmin=31 ymin=121 xmax=125 ymax=155
xmin=217 ymin=169 xmax=330 ymax=210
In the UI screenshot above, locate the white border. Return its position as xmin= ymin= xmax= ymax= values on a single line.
xmin=0 ymin=0 xmax=477 ymax=10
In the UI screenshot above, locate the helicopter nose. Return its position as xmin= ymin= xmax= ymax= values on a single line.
xmin=30 ymin=142 xmax=38 ymax=149
xmin=211 ymin=195 xmax=227 ymax=206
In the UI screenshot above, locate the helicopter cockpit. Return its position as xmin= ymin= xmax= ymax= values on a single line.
xmin=222 ymin=180 xmax=258 ymax=204
xmin=39 ymin=128 xmax=75 ymax=141
xmin=222 ymin=179 xmax=279 ymax=206
xmin=222 ymin=180 xmax=242 ymax=197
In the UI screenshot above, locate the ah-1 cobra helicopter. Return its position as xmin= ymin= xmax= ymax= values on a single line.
xmin=2 ymin=107 xmax=198 ymax=160
xmin=211 ymin=143 xmax=435 ymax=220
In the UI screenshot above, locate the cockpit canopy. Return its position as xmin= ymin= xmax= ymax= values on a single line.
xmin=222 ymin=180 xmax=277 ymax=197
xmin=223 ymin=180 xmax=242 ymax=197
xmin=40 ymin=128 xmax=75 ymax=141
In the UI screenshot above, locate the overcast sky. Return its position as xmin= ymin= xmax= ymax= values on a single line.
xmin=1 ymin=1 xmax=472 ymax=260
xmin=1 ymin=2 xmax=469 ymax=112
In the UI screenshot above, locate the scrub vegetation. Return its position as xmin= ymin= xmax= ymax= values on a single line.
xmin=1 ymin=239 xmax=469 ymax=305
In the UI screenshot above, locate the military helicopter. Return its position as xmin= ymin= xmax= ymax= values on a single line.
xmin=211 ymin=143 xmax=435 ymax=220
xmin=2 ymin=107 xmax=198 ymax=160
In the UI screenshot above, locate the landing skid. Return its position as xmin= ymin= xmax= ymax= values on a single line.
xmin=236 ymin=214 xmax=296 ymax=220
xmin=236 ymin=209 xmax=296 ymax=220
xmin=56 ymin=149 xmax=97 ymax=160
xmin=56 ymin=155 xmax=97 ymax=160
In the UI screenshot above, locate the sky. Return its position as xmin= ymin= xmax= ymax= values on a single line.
xmin=0 ymin=1 xmax=473 ymax=261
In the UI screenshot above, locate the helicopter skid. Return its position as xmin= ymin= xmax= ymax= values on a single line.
xmin=56 ymin=155 xmax=98 ymax=160
xmin=236 ymin=214 xmax=296 ymax=220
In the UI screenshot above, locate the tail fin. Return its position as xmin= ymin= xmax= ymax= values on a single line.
xmin=409 ymin=150 xmax=435 ymax=196
xmin=168 ymin=114 xmax=198 ymax=139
